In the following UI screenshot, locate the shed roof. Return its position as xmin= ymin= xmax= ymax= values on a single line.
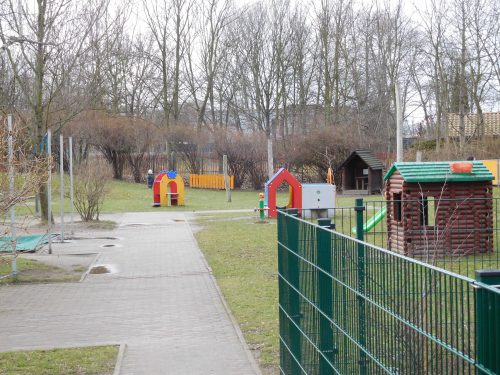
xmin=384 ymin=161 xmax=494 ymax=183
xmin=340 ymin=150 xmax=385 ymax=171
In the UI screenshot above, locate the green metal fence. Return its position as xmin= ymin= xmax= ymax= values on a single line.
xmin=278 ymin=200 xmax=500 ymax=375
xmin=300 ymin=197 xmax=500 ymax=278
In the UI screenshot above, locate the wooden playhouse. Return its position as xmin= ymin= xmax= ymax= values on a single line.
xmin=384 ymin=161 xmax=494 ymax=257
xmin=339 ymin=150 xmax=384 ymax=194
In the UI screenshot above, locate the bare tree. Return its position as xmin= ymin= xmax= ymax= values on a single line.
xmin=184 ymin=0 xmax=234 ymax=129
xmin=143 ymin=0 xmax=194 ymax=127
xmin=0 ymin=0 xmax=108 ymax=221
xmin=287 ymin=3 xmax=317 ymax=136
xmin=315 ymin=0 xmax=352 ymax=126
xmin=416 ymin=0 xmax=451 ymax=150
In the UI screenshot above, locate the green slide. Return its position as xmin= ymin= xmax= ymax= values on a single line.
xmin=352 ymin=206 xmax=387 ymax=234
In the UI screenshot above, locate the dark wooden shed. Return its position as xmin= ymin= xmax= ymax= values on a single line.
xmin=384 ymin=161 xmax=494 ymax=257
xmin=340 ymin=150 xmax=384 ymax=194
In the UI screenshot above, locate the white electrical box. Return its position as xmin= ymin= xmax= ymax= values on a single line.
xmin=301 ymin=183 xmax=336 ymax=219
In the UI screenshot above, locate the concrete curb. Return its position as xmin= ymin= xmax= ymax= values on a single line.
xmin=113 ymin=343 xmax=127 ymax=375
xmin=186 ymin=213 xmax=263 ymax=375
xmin=79 ymin=253 xmax=101 ymax=282
xmin=0 ymin=342 xmax=120 ymax=353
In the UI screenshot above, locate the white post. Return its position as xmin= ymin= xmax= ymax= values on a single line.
xmin=59 ymin=134 xmax=64 ymax=242
xmin=7 ymin=114 xmax=17 ymax=277
xmin=47 ymin=129 xmax=52 ymax=254
xmin=395 ymin=83 xmax=403 ymax=162
xmin=223 ymin=154 xmax=231 ymax=203
xmin=267 ymin=137 xmax=274 ymax=179
xmin=416 ymin=151 xmax=422 ymax=162
xmin=69 ymin=137 xmax=74 ymax=235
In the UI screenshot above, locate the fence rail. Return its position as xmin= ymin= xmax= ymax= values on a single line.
xmin=278 ymin=202 xmax=500 ymax=375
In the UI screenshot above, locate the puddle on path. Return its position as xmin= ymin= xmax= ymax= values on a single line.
xmin=69 ymin=236 xmax=123 ymax=241
xmin=99 ymin=243 xmax=122 ymax=248
xmin=118 ymin=223 xmax=150 ymax=228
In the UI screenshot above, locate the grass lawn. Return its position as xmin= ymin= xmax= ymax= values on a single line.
xmin=16 ymin=176 xmax=379 ymax=218
xmin=0 ymin=345 xmax=118 ymax=375
xmin=102 ymin=180 xmax=264 ymax=212
xmin=0 ymin=257 xmax=78 ymax=285
xmin=195 ymin=213 xmax=279 ymax=373
xmin=15 ymin=176 xmax=286 ymax=216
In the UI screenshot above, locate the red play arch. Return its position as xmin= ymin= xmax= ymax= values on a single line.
xmin=266 ymin=168 xmax=302 ymax=218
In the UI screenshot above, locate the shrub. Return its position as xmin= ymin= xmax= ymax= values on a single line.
xmin=0 ymin=116 xmax=49 ymax=215
xmin=214 ymin=130 xmax=267 ymax=188
xmin=281 ymin=126 xmax=359 ymax=186
xmin=74 ymin=161 xmax=110 ymax=221
xmin=167 ymin=125 xmax=210 ymax=174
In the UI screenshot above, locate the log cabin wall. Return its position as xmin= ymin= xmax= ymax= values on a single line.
xmin=386 ymin=172 xmax=493 ymax=257
xmin=385 ymin=170 xmax=406 ymax=254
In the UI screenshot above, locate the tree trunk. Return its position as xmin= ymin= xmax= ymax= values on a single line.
xmin=36 ymin=0 xmax=48 ymax=222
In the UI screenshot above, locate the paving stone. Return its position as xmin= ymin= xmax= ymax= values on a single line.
xmin=0 ymin=212 xmax=260 ymax=375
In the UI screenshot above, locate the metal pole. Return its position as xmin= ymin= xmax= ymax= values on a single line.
xmin=317 ymin=218 xmax=334 ymax=373
xmin=59 ymin=134 xmax=64 ymax=242
xmin=223 ymin=154 xmax=231 ymax=202
xmin=267 ymin=138 xmax=274 ymax=180
xmin=35 ymin=193 xmax=40 ymax=215
xmin=355 ymin=198 xmax=367 ymax=375
xmin=8 ymin=114 xmax=17 ymax=278
xmin=47 ymin=129 xmax=52 ymax=254
xmin=396 ymin=83 xmax=403 ymax=162
xmin=69 ymin=137 xmax=74 ymax=235
xmin=475 ymin=269 xmax=500 ymax=373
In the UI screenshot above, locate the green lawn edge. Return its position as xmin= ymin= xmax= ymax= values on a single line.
xmin=0 ymin=345 xmax=119 ymax=375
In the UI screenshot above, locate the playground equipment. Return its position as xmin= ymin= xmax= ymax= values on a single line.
xmin=385 ymin=161 xmax=493 ymax=256
xmin=153 ymin=170 xmax=185 ymax=207
xmin=352 ymin=206 xmax=387 ymax=234
xmin=256 ymin=192 xmax=267 ymax=222
xmin=265 ymin=168 xmax=302 ymax=218
xmin=264 ymin=168 xmax=336 ymax=218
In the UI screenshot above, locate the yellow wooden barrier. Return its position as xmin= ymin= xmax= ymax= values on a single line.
xmin=189 ymin=174 xmax=234 ymax=190
xmin=481 ymin=159 xmax=499 ymax=186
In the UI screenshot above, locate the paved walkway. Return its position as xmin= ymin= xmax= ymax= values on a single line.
xmin=0 ymin=212 xmax=260 ymax=374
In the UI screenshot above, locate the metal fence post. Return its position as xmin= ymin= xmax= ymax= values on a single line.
xmin=475 ymin=269 xmax=500 ymax=374
xmin=317 ymin=218 xmax=335 ymax=374
xmin=278 ymin=210 xmax=286 ymax=372
xmin=286 ymin=209 xmax=301 ymax=374
xmin=59 ymin=134 xmax=64 ymax=242
xmin=47 ymin=129 xmax=52 ymax=254
xmin=7 ymin=114 xmax=17 ymax=278
xmin=355 ymin=198 xmax=367 ymax=374
xmin=69 ymin=137 xmax=74 ymax=235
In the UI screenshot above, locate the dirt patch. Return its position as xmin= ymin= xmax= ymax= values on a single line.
xmin=89 ymin=266 xmax=110 ymax=274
